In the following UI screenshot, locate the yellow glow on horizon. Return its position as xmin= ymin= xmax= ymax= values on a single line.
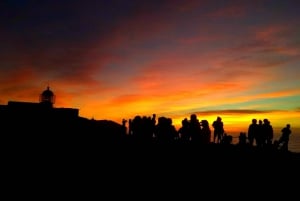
xmin=170 ymin=110 xmax=300 ymax=135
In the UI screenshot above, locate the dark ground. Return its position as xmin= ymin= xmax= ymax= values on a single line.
xmin=3 ymin=137 xmax=300 ymax=199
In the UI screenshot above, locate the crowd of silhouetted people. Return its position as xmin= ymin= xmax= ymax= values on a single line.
xmin=120 ymin=113 xmax=292 ymax=152
xmin=2 ymin=109 xmax=293 ymax=156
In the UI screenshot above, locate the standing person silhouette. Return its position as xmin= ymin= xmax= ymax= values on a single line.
xmin=248 ymin=119 xmax=258 ymax=146
xmin=212 ymin=116 xmax=224 ymax=143
xmin=262 ymin=119 xmax=273 ymax=146
xmin=277 ymin=124 xmax=292 ymax=151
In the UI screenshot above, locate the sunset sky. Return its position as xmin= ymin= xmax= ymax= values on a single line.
xmin=1 ymin=0 xmax=300 ymax=133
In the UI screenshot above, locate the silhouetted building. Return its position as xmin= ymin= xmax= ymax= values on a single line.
xmin=0 ymin=86 xmax=79 ymax=134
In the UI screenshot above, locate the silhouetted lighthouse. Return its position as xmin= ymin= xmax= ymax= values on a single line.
xmin=0 ymin=85 xmax=79 ymax=128
xmin=39 ymin=86 xmax=55 ymax=108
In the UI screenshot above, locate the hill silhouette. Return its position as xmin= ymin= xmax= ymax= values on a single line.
xmin=1 ymin=93 xmax=300 ymax=178
xmin=2 ymin=107 xmax=299 ymax=160
xmin=2 ymin=109 xmax=300 ymax=199
xmin=3 ymin=113 xmax=299 ymax=164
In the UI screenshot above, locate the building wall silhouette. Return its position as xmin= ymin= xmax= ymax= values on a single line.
xmin=0 ymin=87 xmax=79 ymax=135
